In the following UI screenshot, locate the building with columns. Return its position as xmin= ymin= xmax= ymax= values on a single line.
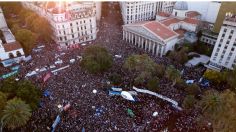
xmin=207 ymin=13 xmax=236 ymax=71
xmin=22 ymin=2 xmax=101 ymax=48
xmin=123 ymin=21 xmax=179 ymax=57
xmin=120 ymin=2 xmax=157 ymax=24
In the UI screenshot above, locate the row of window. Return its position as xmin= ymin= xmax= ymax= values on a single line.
xmin=57 ymin=19 xmax=93 ymax=29
xmin=59 ymin=30 xmax=94 ymax=41
xmin=58 ymin=25 xmax=93 ymax=35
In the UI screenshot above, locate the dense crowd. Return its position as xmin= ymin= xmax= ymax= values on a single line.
xmin=1 ymin=2 xmax=213 ymax=132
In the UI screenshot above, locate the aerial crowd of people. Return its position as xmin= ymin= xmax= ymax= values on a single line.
xmin=0 ymin=2 xmax=213 ymax=132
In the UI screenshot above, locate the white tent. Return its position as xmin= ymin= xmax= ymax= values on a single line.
xmin=121 ymin=91 xmax=135 ymax=101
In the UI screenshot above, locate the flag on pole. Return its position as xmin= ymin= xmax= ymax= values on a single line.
xmin=43 ymin=72 xmax=51 ymax=82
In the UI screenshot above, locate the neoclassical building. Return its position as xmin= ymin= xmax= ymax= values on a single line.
xmin=22 ymin=2 xmax=101 ymax=48
xmin=123 ymin=21 xmax=179 ymax=57
xmin=120 ymin=2 xmax=157 ymax=24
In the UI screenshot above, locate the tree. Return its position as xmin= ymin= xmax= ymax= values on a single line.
xmin=168 ymin=47 xmax=189 ymax=64
xmin=15 ymin=29 xmax=37 ymax=54
xmin=1 ymin=98 xmax=31 ymax=130
xmin=0 ymin=77 xmax=18 ymax=96
xmin=182 ymin=95 xmax=197 ymax=109
xmin=123 ymin=54 xmax=157 ymax=85
xmin=16 ymin=80 xmax=41 ymax=110
xmin=0 ymin=92 xmax=7 ymax=112
xmin=197 ymin=89 xmax=236 ymax=132
xmin=155 ymin=64 xmax=165 ymax=78
xmin=80 ymin=46 xmax=113 ymax=74
xmin=184 ymin=83 xmax=201 ymax=95
xmin=225 ymin=67 xmax=236 ymax=92
xmin=109 ymin=73 xmax=122 ymax=86
xmin=146 ymin=77 xmax=159 ymax=92
xmin=198 ymin=90 xmax=224 ymax=119
xmin=32 ymin=16 xmax=52 ymax=42
xmin=25 ymin=13 xmax=37 ymax=29
xmin=203 ymin=69 xmax=226 ymax=84
xmin=165 ymin=66 xmax=181 ymax=86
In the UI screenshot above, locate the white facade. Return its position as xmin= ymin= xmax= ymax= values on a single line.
xmin=208 ymin=14 xmax=236 ymax=70
xmin=0 ymin=7 xmax=25 ymax=66
xmin=200 ymin=31 xmax=218 ymax=46
xmin=22 ymin=2 xmax=100 ymax=47
xmin=156 ymin=1 xmax=175 ymax=14
xmin=187 ymin=2 xmax=221 ymax=23
xmin=122 ymin=21 xmax=179 ymax=57
xmin=120 ymin=2 xmax=157 ymax=24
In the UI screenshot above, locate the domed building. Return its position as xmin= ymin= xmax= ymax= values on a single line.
xmin=172 ymin=1 xmax=188 ymax=19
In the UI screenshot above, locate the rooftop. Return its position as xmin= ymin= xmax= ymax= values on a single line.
xmin=186 ymin=11 xmax=200 ymax=18
xmin=1 ymin=28 xmax=16 ymax=43
xmin=125 ymin=21 xmax=178 ymax=41
xmin=3 ymin=41 xmax=22 ymax=52
xmin=157 ymin=12 xmax=171 ymax=17
xmin=161 ymin=17 xmax=200 ymax=26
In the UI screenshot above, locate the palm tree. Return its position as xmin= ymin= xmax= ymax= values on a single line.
xmin=199 ymin=90 xmax=224 ymax=119
xmin=1 ymin=98 xmax=31 ymax=130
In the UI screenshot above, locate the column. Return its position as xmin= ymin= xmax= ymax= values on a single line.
xmin=131 ymin=33 xmax=134 ymax=44
xmin=128 ymin=32 xmax=130 ymax=43
xmin=152 ymin=42 xmax=155 ymax=55
xmin=145 ymin=39 xmax=148 ymax=51
xmin=156 ymin=44 xmax=160 ymax=56
xmin=125 ymin=31 xmax=128 ymax=42
xmin=138 ymin=36 xmax=141 ymax=48
xmin=159 ymin=45 xmax=162 ymax=57
xmin=148 ymin=40 xmax=152 ymax=52
xmin=141 ymin=37 xmax=144 ymax=49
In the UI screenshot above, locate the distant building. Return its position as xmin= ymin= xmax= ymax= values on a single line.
xmin=200 ymin=30 xmax=218 ymax=46
xmin=120 ymin=2 xmax=157 ymax=24
xmin=156 ymin=1 xmax=175 ymax=14
xmin=207 ymin=13 xmax=236 ymax=71
xmin=156 ymin=1 xmax=200 ymax=43
xmin=22 ymin=2 xmax=101 ymax=48
xmin=0 ymin=7 xmax=25 ymax=67
xmin=123 ymin=21 xmax=179 ymax=57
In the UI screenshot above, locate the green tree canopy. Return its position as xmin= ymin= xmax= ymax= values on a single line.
xmin=0 ymin=77 xmax=18 ymax=96
xmin=123 ymin=54 xmax=157 ymax=85
xmin=165 ymin=66 xmax=181 ymax=86
xmin=182 ymin=95 xmax=197 ymax=109
xmin=203 ymin=69 xmax=226 ymax=84
xmin=32 ymin=16 xmax=53 ymax=42
xmin=1 ymin=98 xmax=31 ymax=129
xmin=0 ymin=78 xmax=41 ymax=110
xmin=15 ymin=29 xmax=37 ymax=54
xmin=16 ymin=81 xmax=41 ymax=110
xmin=197 ymin=89 xmax=236 ymax=131
xmin=109 ymin=73 xmax=122 ymax=86
xmin=146 ymin=77 xmax=159 ymax=92
xmin=0 ymin=92 xmax=7 ymax=112
xmin=80 ymin=45 xmax=113 ymax=74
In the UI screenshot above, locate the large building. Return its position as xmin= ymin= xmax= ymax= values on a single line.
xmin=0 ymin=7 xmax=25 ymax=67
xmin=207 ymin=13 xmax=236 ymax=71
xmin=120 ymin=2 xmax=157 ymax=24
xmin=122 ymin=1 xmax=201 ymax=57
xmin=22 ymin=2 xmax=101 ymax=48
xmin=156 ymin=1 xmax=175 ymax=14
xmin=123 ymin=21 xmax=179 ymax=57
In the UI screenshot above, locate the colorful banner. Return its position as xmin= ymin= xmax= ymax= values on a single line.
xmin=1 ymin=70 xmax=18 ymax=79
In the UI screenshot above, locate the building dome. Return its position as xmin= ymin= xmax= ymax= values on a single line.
xmin=174 ymin=1 xmax=188 ymax=10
